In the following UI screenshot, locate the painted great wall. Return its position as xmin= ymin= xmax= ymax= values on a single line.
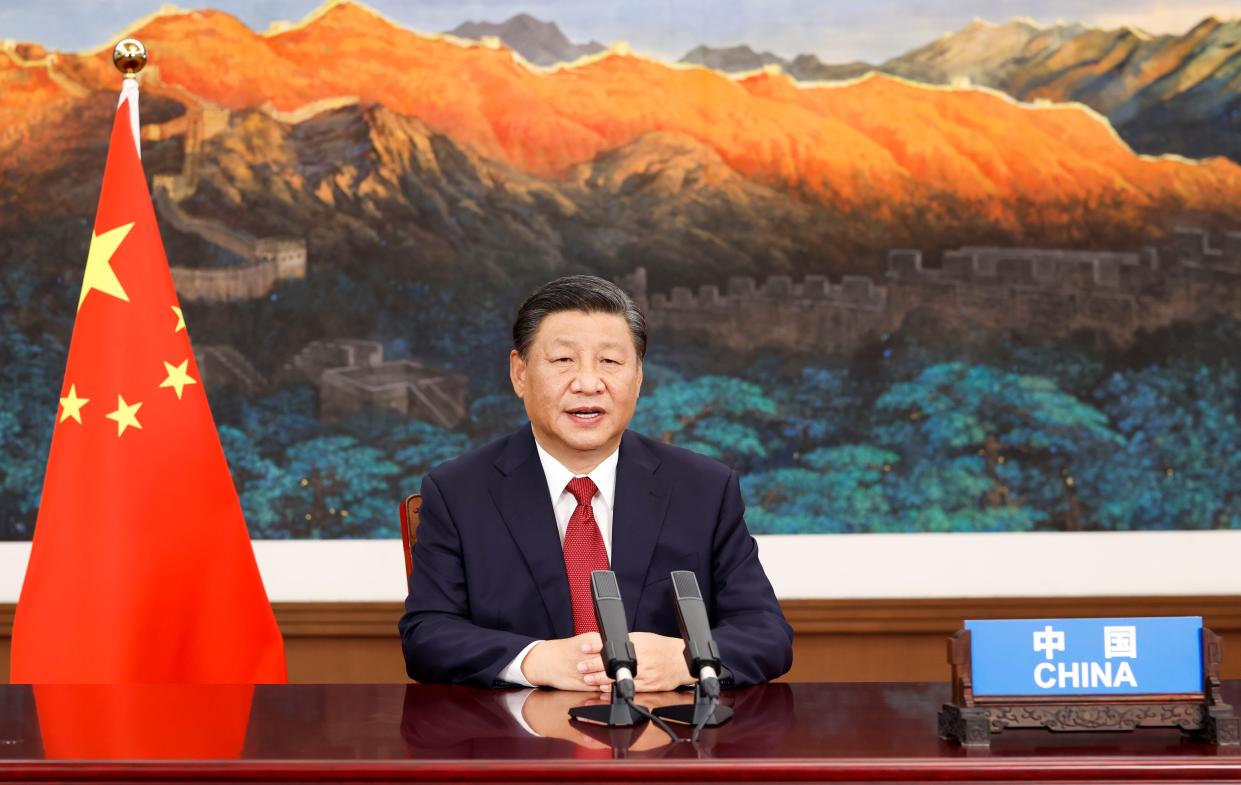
xmin=130 ymin=79 xmax=472 ymax=427
xmin=196 ymin=337 xmax=468 ymax=427
xmin=142 ymin=79 xmax=310 ymax=303
xmin=633 ymin=228 xmax=1241 ymax=353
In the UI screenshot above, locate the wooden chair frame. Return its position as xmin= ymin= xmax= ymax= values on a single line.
xmin=399 ymin=493 xmax=422 ymax=579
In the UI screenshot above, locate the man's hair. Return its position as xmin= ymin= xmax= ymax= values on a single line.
xmin=513 ymin=275 xmax=647 ymax=360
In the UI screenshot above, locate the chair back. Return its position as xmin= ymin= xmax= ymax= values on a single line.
xmin=399 ymin=493 xmax=422 ymax=579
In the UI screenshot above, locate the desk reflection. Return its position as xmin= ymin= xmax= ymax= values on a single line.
xmin=399 ymin=683 xmax=794 ymax=759
xmin=33 ymin=684 xmax=254 ymax=760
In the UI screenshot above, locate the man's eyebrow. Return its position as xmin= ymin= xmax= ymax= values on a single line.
xmin=543 ymin=337 xmax=628 ymax=351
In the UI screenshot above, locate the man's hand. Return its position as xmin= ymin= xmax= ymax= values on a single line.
xmin=521 ymin=633 xmax=608 ymax=691
xmin=629 ymin=632 xmax=694 ymax=692
xmin=579 ymin=633 xmax=695 ymax=692
xmin=523 ymin=631 xmax=693 ymax=692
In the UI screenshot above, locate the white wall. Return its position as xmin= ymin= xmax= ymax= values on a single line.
xmin=3 ymin=530 xmax=1238 ymax=602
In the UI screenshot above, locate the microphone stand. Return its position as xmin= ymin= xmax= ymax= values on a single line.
xmin=567 ymin=668 xmax=644 ymax=727
xmin=651 ymin=666 xmax=733 ymax=728
xmin=655 ymin=572 xmax=734 ymax=733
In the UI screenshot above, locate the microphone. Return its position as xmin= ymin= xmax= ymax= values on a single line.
xmin=670 ymin=570 xmax=722 ymax=699
xmin=568 ymin=569 xmax=661 ymax=733
xmin=652 ymin=570 xmax=733 ymax=733
xmin=590 ymin=570 xmax=638 ymax=699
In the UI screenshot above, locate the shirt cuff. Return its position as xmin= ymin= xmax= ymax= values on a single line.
xmin=498 ymin=640 xmax=541 ymax=688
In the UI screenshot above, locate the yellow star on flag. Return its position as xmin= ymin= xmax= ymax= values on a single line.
xmin=58 ymin=385 xmax=89 ymax=424
xmin=105 ymin=395 xmax=143 ymax=436
xmin=171 ymin=305 xmax=185 ymax=333
xmin=78 ymin=222 xmax=135 ymax=311
xmin=159 ymin=359 xmax=198 ymax=400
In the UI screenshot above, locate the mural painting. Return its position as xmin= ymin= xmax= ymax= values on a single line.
xmin=2 ymin=1 xmax=1240 ymax=539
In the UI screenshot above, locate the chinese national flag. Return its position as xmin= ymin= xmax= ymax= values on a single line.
xmin=10 ymin=82 xmax=287 ymax=684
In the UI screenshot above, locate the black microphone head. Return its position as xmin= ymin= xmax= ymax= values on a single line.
xmin=591 ymin=570 xmax=622 ymax=600
xmin=671 ymin=570 xmax=702 ymax=600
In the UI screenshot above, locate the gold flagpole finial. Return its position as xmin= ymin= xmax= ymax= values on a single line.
xmin=112 ymin=38 xmax=147 ymax=80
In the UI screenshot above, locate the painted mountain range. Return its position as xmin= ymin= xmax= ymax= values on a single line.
xmin=680 ymin=44 xmax=871 ymax=83
xmin=683 ymin=16 xmax=1241 ymax=163
xmin=421 ymin=11 xmax=1241 ymax=163
xmin=446 ymin=13 xmax=606 ymax=66
xmin=3 ymin=0 xmax=1241 ymax=299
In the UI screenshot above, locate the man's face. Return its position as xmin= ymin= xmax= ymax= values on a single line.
xmin=510 ymin=310 xmax=643 ymax=472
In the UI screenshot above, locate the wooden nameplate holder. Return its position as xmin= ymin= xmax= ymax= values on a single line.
xmin=938 ymin=627 xmax=1240 ymax=747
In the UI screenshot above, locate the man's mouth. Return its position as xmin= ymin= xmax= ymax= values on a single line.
xmin=567 ymin=407 xmax=604 ymax=420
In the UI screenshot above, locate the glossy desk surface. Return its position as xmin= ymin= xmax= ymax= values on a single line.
xmin=1 ymin=682 xmax=1239 ymax=782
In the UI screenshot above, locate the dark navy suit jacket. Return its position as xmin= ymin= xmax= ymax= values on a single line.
xmin=398 ymin=424 xmax=793 ymax=688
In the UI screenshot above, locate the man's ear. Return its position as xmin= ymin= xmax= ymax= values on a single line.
xmin=635 ymin=359 xmax=643 ymax=398
xmin=509 ymin=349 xmax=526 ymax=399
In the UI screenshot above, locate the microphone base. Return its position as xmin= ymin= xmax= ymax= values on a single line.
xmin=652 ymin=681 xmax=733 ymax=728
xmin=651 ymin=701 xmax=733 ymax=727
xmin=569 ymin=691 xmax=646 ymax=728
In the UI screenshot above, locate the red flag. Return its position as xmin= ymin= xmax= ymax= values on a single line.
xmin=10 ymin=81 xmax=286 ymax=683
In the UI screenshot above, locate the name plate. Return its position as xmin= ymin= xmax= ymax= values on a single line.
xmin=965 ymin=616 xmax=1203 ymax=696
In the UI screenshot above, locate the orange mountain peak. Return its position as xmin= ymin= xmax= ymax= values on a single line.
xmin=266 ymin=0 xmax=402 ymax=40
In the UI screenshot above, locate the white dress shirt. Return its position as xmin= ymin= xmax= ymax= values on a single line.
xmin=496 ymin=440 xmax=619 ymax=687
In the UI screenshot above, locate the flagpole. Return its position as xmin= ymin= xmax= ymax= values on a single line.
xmin=112 ymin=38 xmax=146 ymax=157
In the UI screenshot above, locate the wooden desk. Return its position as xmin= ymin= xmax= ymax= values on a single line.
xmin=1 ymin=682 xmax=1239 ymax=782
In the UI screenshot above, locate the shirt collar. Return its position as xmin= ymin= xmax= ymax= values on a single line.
xmin=533 ymin=438 xmax=619 ymax=511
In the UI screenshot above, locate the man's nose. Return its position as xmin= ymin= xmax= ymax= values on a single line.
xmin=570 ymin=361 xmax=605 ymax=393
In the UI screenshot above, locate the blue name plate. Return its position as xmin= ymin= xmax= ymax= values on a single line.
xmin=965 ymin=617 xmax=1203 ymax=696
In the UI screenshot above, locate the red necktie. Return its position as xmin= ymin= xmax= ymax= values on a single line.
xmin=563 ymin=477 xmax=609 ymax=634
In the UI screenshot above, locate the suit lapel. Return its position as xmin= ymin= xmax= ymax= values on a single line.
xmin=490 ymin=427 xmax=574 ymax=640
xmin=611 ymin=431 xmax=672 ymax=630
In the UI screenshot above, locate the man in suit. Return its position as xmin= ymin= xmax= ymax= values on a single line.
xmin=399 ymin=276 xmax=792 ymax=690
